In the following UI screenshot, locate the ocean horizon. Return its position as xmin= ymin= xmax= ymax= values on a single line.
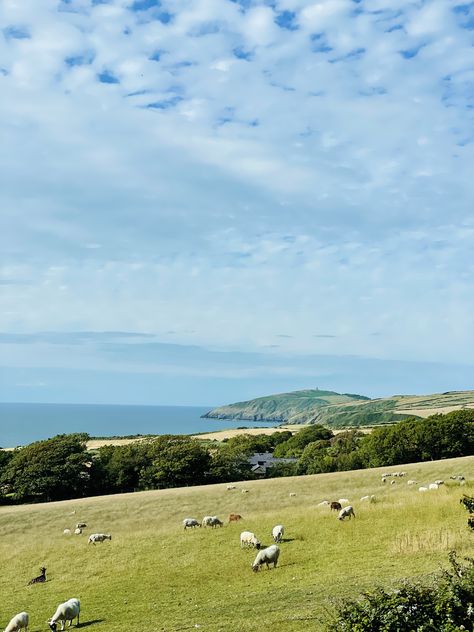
xmin=0 ymin=402 xmax=275 ymax=447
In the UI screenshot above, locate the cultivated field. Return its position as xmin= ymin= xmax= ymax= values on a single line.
xmin=0 ymin=456 xmax=473 ymax=631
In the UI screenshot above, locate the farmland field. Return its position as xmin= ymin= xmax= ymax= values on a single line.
xmin=1 ymin=456 xmax=473 ymax=631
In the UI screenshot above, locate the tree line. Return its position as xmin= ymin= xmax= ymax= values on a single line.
xmin=0 ymin=409 xmax=472 ymax=504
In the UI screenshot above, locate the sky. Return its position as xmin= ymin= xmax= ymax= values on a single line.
xmin=1 ymin=0 xmax=474 ymax=406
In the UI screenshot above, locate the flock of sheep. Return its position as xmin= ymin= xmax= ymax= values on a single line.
xmin=381 ymin=471 xmax=465 ymax=493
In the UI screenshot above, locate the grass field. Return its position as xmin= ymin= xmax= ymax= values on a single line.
xmin=1 ymin=456 xmax=473 ymax=632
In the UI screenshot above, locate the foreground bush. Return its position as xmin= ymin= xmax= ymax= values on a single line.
xmin=330 ymin=552 xmax=474 ymax=631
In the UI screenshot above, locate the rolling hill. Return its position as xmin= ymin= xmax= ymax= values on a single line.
xmin=202 ymin=388 xmax=474 ymax=428
xmin=0 ymin=456 xmax=472 ymax=631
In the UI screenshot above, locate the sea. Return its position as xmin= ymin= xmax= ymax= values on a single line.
xmin=0 ymin=402 xmax=274 ymax=447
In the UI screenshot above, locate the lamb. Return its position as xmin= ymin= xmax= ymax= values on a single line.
xmin=434 ymin=480 xmax=444 ymax=486
xmin=272 ymin=524 xmax=284 ymax=543
xmin=74 ymin=528 xmax=82 ymax=535
xmin=63 ymin=529 xmax=71 ymax=535
xmin=183 ymin=518 xmax=201 ymax=530
xmin=4 ymin=611 xmax=28 ymax=632
xmin=338 ymin=498 xmax=349 ymax=504
xmin=407 ymin=480 xmax=417 ymax=485
xmin=88 ymin=533 xmax=112 ymax=544
xmin=429 ymin=483 xmax=439 ymax=490
xmin=27 ymin=566 xmax=46 ymax=585
xmin=252 ymin=544 xmax=280 ymax=571
xmin=360 ymin=495 xmax=375 ymax=502
xmin=338 ymin=506 xmax=355 ymax=520
xmin=241 ymin=489 xmax=249 ymax=494
xmin=330 ymin=501 xmax=342 ymax=512
xmin=418 ymin=486 xmax=428 ymax=492
xmin=226 ymin=485 xmax=237 ymax=490
xmin=48 ymin=598 xmax=80 ymax=631
xmin=240 ymin=531 xmax=261 ymax=549
xmin=289 ymin=492 xmax=297 ymax=497
xmin=75 ymin=523 xmax=87 ymax=529
xmin=317 ymin=500 xmax=330 ymax=507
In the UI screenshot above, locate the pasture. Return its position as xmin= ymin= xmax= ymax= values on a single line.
xmin=0 ymin=455 xmax=473 ymax=631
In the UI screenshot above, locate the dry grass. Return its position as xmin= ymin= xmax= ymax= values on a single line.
xmin=0 ymin=456 xmax=473 ymax=631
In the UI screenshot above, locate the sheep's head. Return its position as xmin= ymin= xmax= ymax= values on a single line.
xmin=40 ymin=566 xmax=46 ymax=573
xmin=48 ymin=620 xmax=57 ymax=631
xmin=255 ymin=541 xmax=261 ymax=550
xmin=252 ymin=563 xmax=260 ymax=572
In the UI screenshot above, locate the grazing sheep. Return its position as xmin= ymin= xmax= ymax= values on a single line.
xmin=88 ymin=533 xmax=112 ymax=544
xmin=48 ymin=598 xmax=80 ymax=631
xmin=338 ymin=506 xmax=355 ymax=521
xmin=429 ymin=483 xmax=439 ymax=490
xmin=240 ymin=531 xmax=261 ymax=549
xmin=226 ymin=485 xmax=237 ymax=490
xmin=289 ymin=492 xmax=297 ymax=497
xmin=27 ymin=566 xmax=46 ymax=585
xmin=434 ymin=480 xmax=444 ymax=486
xmin=382 ymin=473 xmax=391 ymax=478
xmin=74 ymin=528 xmax=82 ymax=535
xmin=338 ymin=498 xmax=349 ymax=505
xmin=252 ymin=544 xmax=280 ymax=571
xmin=330 ymin=501 xmax=342 ymax=512
xmin=228 ymin=513 xmax=242 ymax=523
xmin=317 ymin=500 xmax=330 ymax=507
xmin=241 ymin=489 xmax=249 ymax=494
xmin=203 ymin=516 xmax=223 ymax=528
xmin=183 ymin=518 xmax=201 ymax=530
xmin=4 ymin=612 xmax=28 ymax=632
xmin=272 ymin=524 xmax=284 ymax=543
xmin=381 ymin=478 xmax=386 ymax=484
xmin=468 ymin=515 xmax=474 ymax=531
xmin=407 ymin=480 xmax=417 ymax=486
xmin=75 ymin=523 xmax=87 ymax=529
xmin=418 ymin=486 xmax=428 ymax=492
xmin=360 ymin=495 xmax=371 ymax=502
xmin=63 ymin=529 xmax=71 ymax=535
xmin=390 ymin=480 xmax=396 ymax=486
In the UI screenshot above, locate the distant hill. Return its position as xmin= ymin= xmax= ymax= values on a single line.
xmin=202 ymin=388 xmax=474 ymax=428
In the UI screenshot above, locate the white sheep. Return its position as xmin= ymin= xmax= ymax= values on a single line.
xmin=183 ymin=518 xmax=201 ymax=530
xmin=226 ymin=485 xmax=237 ymax=490
xmin=75 ymin=523 xmax=87 ymax=529
xmin=289 ymin=492 xmax=297 ymax=497
xmin=338 ymin=498 xmax=349 ymax=504
xmin=407 ymin=480 xmax=417 ymax=485
xmin=338 ymin=506 xmax=355 ymax=520
xmin=272 ymin=524 xmax=284 ymax=543
xmin=434 ymin=479 xmax=444 ymax=486
xmin=429 ymin=483 xmax=439 ymax=490
xmin=390 ymin=480 xmax=396 ymax=485
xmin=74 ymin=528 xmax=82 ymax=535
xmin=63 ymin=529 xmax=71 ymax=535
xmin=240 ymin=531 xmax=261 ymax=549
xmin=202 ymin=516 xmax=223 ymax=528
xmin=360 ymin=495 xmax=375 ymax=502
xmin=4 ymin=611 xmax=28 ymax=632
xmin=418 ymin=486 xmax=428 ymax=492
xmin=88 ymin=533 xmax=112 ymax=544
xmin=252 ymin=544 xmax=280 ymax=571
xmin=317 ymin=500 xmax=330 ymax=507
xmin=48 ymin=598 xmax=80 ymax=631
xmin=241 ymin=489 xmax=249 ymax=494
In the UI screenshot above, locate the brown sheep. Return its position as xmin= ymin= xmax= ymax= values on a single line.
xmin=229 ymin=513 xmax=243 ymax=523
xmin=330 ymin=501 xmax=342 ymax=512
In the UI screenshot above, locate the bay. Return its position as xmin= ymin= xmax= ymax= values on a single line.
xmin=0 ymin=402 xmax=274 ymax=447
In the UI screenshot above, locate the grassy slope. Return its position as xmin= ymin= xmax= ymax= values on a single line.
xmin=1 ymin=456 xmax=473 ymax=632
xmin=203 ymin=389 xmax=474 ymax=428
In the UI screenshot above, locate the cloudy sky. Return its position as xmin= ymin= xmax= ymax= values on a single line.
xmin=1 ymin=0 xmax=474 ymax=406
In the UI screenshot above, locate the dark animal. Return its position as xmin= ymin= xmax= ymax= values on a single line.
xmin=468 ymin=515 xmax=474 ymax=531
xmin=461 ymin=495 xmax=474 ymax=513
xmin=330 ymin=501 xmax=342 ymax=512
xmin=28 ymin=566 xmax=46 ymax=585
xmin=229 ymin=513 xmax=243 ymax=523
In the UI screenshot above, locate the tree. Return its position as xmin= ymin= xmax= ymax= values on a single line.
xmin=273 ymin=425 xmax=334 ymax=457
xmin=1 ymin=434 xmax=90 ymax=502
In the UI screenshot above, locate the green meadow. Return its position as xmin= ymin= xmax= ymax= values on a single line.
xmin=1 ymin=456 xmax=473 ymax=631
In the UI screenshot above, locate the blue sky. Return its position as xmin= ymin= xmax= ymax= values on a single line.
xmin=1 ymin=0 xmax=474 ymax=406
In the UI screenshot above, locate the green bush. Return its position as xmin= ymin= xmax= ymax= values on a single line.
xmin=329 ymin=552 xmax=474 ymax=631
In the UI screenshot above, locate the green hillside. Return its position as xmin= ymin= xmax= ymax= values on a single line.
xmin=203 ymin=389 xmax=474 ymax=428
xmin=1 ymin=456 xmax=472 ymax=631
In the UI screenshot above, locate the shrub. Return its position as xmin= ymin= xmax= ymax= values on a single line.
xmin=329 ymin=552 xmax=474 ymax=631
